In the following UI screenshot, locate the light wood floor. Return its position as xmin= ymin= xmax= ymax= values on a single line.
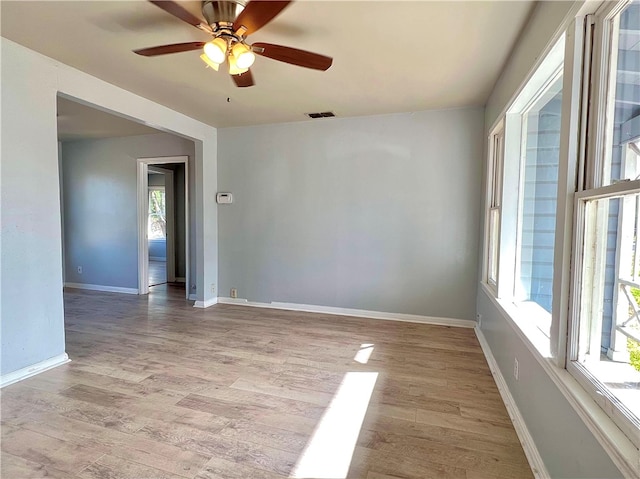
xmin=1 ymin=286 xmax=533 ymax=479
xmin=149 ymin=259 xmax=167 ymax=287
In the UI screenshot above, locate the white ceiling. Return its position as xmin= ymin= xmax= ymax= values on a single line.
xmin=57 ymin=97 xmax=161 ymax=141
xmin=2 ymin=1 xmax=534 ymax=129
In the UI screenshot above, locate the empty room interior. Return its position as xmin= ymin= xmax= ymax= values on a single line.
xmin=1 ymin=0 xmax=639 ymax=478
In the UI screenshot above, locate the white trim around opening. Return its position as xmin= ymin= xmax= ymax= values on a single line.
xmin=137 ymin=156 xmax=189 ymax=298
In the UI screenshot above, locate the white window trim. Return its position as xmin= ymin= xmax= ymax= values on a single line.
xmin=497 ymin=34 xmax=566 ymax=341
xmin=484 ymin=120 xmax=504 ymax=294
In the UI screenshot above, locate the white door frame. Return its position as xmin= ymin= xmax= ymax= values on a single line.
xmin=137 ymin=156 xmax=189 ymax=298
xmin=148 ymin=166 xmax=176 ymax=282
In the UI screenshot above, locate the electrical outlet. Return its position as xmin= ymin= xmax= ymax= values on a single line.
xmin=191 ymin=284 xmax=196 ymax=290
xmin=230 ymin=288 xmax=238 ymax=299
xmin=514 ymin=358 xmax=519 ymax=380
xmin=476 ymin=313 xmax=482 ymax=326
xmin=211 ymin=284 xmax=215 ymax=294
xmin=77 ymin=266 xmax=83 ymax=274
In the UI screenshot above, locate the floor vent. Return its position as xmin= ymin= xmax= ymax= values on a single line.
xmin=306 ymin=111 xmax=336 ymax=119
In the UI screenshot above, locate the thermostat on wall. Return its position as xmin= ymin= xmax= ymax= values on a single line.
xmin=216 ymin=192 xmax=233 ymax=204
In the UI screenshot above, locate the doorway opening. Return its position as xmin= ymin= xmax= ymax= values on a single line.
xmin=137 ymin=156 xmax=190 ymax=298
xmin=148 ymin=168 xmax=170 ymax=287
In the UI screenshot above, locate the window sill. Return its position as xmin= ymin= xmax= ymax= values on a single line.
xmin=481 ymin=283 xmax=552 ymax=359
xmin=480 ymin=283 xmax=640 ymax=478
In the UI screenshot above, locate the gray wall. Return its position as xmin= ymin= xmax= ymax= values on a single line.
xmin=61 ymin=133 xmax=196 ymax=289
xmin=479 ymin=2 xmax=623 ymax=477
xmin=1 ymin=37 xmax=218 ymax=379
xmin=1 ymin=40 xmax=66 ymax=375
xmin=149 ymin=240 xmax=166 ymax=261
xmin=218 ymin=108 xmax=484 ymax=320
xmin=477 ymin=295 xmax=623 ymax=478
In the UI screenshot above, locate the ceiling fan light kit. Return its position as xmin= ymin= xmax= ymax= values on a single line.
xmin=134 ymin=0 xmax=333 ymax=88
xmin=231 ymin=42 xmax=255 ymax=69
xmin=228 ymin=54 xmax=248 ymax=75
xmin=200 ymin=53 xmax=220 ymax=71
xmin=203 ymin=37 xmax=228 ymax=64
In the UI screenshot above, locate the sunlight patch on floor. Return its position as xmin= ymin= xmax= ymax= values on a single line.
xmin=354 ymin=344 xmax=374 ymax=364
xmin=290 ymin=371 xmax=378 ymax=479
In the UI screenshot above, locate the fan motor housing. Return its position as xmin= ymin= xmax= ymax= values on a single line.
xmin=202 ymin=0 xmax=247 ymax=26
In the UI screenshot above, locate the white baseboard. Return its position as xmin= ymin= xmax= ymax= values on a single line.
xmin=1 ymin=353 xmax=70 ymax=388
xmin=193 ymin=297 xmax=218 ymax=308
xmin=149 ymin=256 xmax=166 ymax=262
xmin=65 ymin=282 xmax=139 ymax=295
xmin=474 ymin=327 xmax=549 ymax=479
xmin=217 ymin=297 xmax=475 ymax=328
xmin=175 ymin=277 xmax=186 ymax=283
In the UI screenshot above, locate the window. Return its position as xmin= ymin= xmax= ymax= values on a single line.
xmin=515 ymin=74 xmax=563 ymax=317
xmin=485 ymin=124 xmax=504 ymax=290
xmin=482 ymin=0 xmax=640 ymax=468
xmin=148 ymin=187 xmax=166 ymax=240
xmin=569 ymin=0 xmax=640 ymax=449
xmin=493 ymin=35 xmax=565 ymax=345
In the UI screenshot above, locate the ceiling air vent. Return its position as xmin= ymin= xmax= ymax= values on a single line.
xmin=306 ymin=111 xmax=336 ymax=119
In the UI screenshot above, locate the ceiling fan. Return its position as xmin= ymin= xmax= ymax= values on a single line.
xmin=133 ymin=0 xmax=333 ymax=88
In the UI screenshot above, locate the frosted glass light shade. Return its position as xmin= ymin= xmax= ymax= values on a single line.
xmin=228 ymin=54 xmax=249 ymax=75
xmin=232 ymin=43 xmax=255 ymax=69
xmin=204 ymin=38 xmax=227 ymax=64
xmin=200 ymin=54 xmax=219 ymax=71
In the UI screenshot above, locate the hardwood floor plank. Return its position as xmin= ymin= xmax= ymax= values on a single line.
xmin=78 ymin=454 xmax=185 ymax=479
xmin=229 ymin=376 xmax=334 ymax=406
xmin=360 ymin=414 xmax=529 ymax=454
xmin=359 ymin=429 xmax=530 ymax=476
xmin=177 ymin=393 xmax=288 ymax=421
xmin=178 ymin=390 xmax=325 ymax=421
xmin=195 ymin=456 xmax=286 ymax=479
xmin=2 ymin=386 xmax=149 ymax=434
xmin=1 ymin=426 xmax=106 ymax=475
xmin=217 ymin=419 xmax=309 ymax=454
xmin=0 ymin=451 xmax=77 ymax=479
xmin=350 ymin=445 xmax=468 ymax=479
xmin=8 ymin=410 xmax=211 ymax=477
xmin=366 ymin=472 xmax=406 ymax=479
xmin=59 ymin=383 xmax=139 ymax=409
xmin=415 ymin=408 xmax=520 ymax=441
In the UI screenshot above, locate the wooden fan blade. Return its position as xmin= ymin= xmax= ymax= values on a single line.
xmin=232 ymin=70 xmax=255 ymax=87
xmin=149 ymin=1 xmax=208 ymax=29
xmin=233 ymin=1 xmax=291 ymax=36
xmin=134 ymin=42 xmax=205 ymax=56
xmin=252 ymin=43 xmax=332 ymax=70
